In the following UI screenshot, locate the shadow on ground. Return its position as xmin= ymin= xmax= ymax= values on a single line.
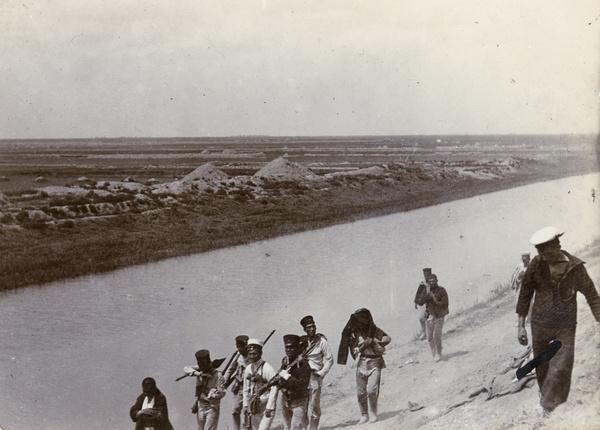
xmin=442 ymin=350 xmax=469 ymax=361
xmin=319 ymin=409 xmax=405 ymax=429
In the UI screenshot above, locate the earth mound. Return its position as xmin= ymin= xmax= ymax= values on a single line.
xmin=181 ymin=163 xmax=229 ymax=183
xmin=254 ymin=156 xmax=318 ymax=181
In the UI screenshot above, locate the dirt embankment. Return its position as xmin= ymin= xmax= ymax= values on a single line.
xmin=0 ymin=156 xmax=596 ymax=291
xmin=316 ymin=242 xmax=600 ymax=430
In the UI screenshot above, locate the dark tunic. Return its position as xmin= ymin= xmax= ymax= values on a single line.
xmin=516 ymin=251 xmax=600 ymax=328
xmin=515 ymin=250 xmax=600 ymax=411
xmin=129 ymin=389 xmax=174 ymax=430
xmin=415 ymin=285 xmax=449 ymax=318
xmin=337 ymin=308 xmax=390 ymax=365
xmin=278 ymin=355 xmax=311 ymax=402
xmin=414 ymin=282 xmax=427 ymax=305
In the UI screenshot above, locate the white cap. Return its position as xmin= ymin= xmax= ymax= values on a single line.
xmin=247 ymin=338 xmax=264 ymax=348
xmin=530 ymin=226 xmax=563 ymax=246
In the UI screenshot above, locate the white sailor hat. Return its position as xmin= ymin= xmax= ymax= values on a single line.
xmin=247 ymin=338 xmax=264 ymax=349
xmin=530 ymin=226 xmax=563 ymax=247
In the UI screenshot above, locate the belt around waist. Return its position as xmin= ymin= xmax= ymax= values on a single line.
xmin=361 ymin=355 xmax=381 ymax=359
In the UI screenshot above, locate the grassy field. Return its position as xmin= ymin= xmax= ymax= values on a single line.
xmin=0 ymin=134 xmax=597 ymax=291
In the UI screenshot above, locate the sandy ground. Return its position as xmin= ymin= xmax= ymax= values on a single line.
xmin=293 ymin=243 xmax=600 ymax=430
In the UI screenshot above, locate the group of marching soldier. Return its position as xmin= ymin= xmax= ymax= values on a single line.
xmin=130 ymin=311 xmax=391 ymax=430
xmin=196 ymin=309 xmax=392 ymax=430
xmin=222 ymin=315 xmax=333 ymax=430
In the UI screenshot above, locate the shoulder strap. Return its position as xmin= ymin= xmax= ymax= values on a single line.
xmin=251 ymin=360 xmax=265 ymax=377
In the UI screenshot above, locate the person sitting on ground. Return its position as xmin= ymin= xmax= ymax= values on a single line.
xmin=446 ymin=346 xmax=536 ymax=412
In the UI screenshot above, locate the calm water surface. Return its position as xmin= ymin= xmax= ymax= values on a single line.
xmin=0 ymin=173 xmax=598 ymax=430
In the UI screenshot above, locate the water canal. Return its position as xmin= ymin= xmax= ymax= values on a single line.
xmin=0 ymin=173 xmax=598 ymax=430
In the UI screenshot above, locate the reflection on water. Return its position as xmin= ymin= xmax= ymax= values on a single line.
xmin=0 ymin=173 xmax=598 ymax=430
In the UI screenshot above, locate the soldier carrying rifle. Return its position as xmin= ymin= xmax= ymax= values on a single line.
xmin=183 ymin=349 xmax=226 ymax=430
xmin=222 ymin=335 xmax=252 ymax=430
xmin=242 ymin=339 xmax=279 ymax=430
xmin=276 ymin=334 xmax=312 ymax=430
xmin=244 ymin=334 xmax=321 ymax=430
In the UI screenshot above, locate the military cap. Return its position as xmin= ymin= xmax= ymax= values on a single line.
xmin=530 ymin=226 xmax=563 ymax=248
xmin=283 ymin=334 xmax=301 ymax=346
xmin=235 ymin=335 xmax=249 ymax=345
xmin=422 ymin=268 xmax=432 ymax=278
xmin=300 ymin=315 xmax=315 ymax=328
xmin=195 ymin=349 xmax=210 ymax=359
xmin=247 ymin=338 xmax=263 ymax=349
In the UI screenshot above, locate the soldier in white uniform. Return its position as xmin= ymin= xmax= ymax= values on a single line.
xmin=242 ymin=339 xmax=278 ymax=430
xmin=299 ymin=315 xmax=333 ymax=430
xmin=222 ymin=335 xmax=252 ymax=430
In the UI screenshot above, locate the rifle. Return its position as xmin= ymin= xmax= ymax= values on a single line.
xmin=221 ymin=350 xmax=240 ymax=378
xmin=422 ymin=268 xmax=432 ymax=294
xmin=246 ymin=339 xmax=318 ymax=409
xmin=224 ymin=330 xmax=276 ymax=389
xmin=175 ymin=357 xmax=226 ymax=382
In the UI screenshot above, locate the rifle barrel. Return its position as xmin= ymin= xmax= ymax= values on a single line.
xmin=222 ymin=350 xmax=239 ymax=375
xmin=224 ymin=330 xmax=276 ymax=389
xmin=263 ymin=329 xmax=276 ymax=345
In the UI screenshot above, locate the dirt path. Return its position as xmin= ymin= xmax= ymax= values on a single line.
xmin=314 ymin=244 xmax=600 ymax=430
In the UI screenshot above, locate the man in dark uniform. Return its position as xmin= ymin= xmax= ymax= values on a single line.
xmin=415 ymin=273 xmax=449 ymax=362
xmin=277 ymin=334 xmax=312 ymax=430
xmin=223 ymin=335 xmax=251 ymax=430
xmin=517 ymin=226 xmax=600 ymax=415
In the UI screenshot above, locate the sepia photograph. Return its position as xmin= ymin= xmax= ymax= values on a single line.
xmin=0 ymin=1 xmax=599 ymax=429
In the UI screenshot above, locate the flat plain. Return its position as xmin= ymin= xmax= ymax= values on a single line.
xmin=0 ymin=134 xmax=597 ymax=291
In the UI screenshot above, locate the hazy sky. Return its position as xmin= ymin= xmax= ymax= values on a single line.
xmin=1 ymin=1 xmax=599 ymax=139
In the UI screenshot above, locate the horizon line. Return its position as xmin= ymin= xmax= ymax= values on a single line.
xmin=0 ymin=132 xmax=598 ymax=142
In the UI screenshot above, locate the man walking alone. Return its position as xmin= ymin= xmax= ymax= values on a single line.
xmin=517 ymin=226 xmax=600 ymax=415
